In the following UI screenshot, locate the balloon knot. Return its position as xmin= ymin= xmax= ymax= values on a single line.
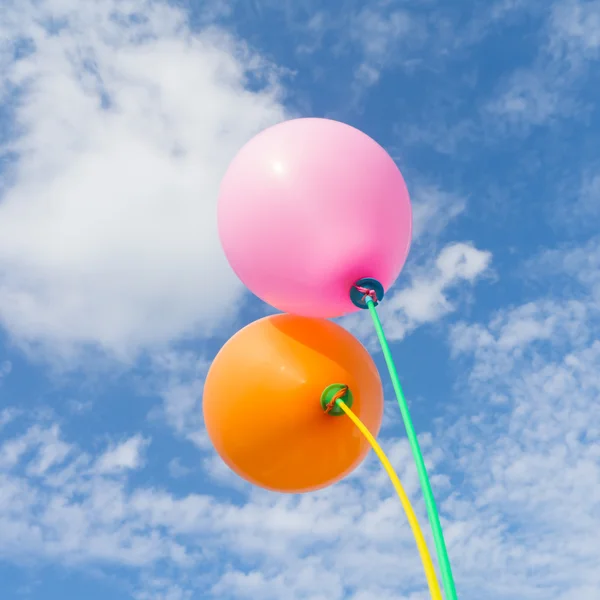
xmin=354 ymin=285 xmax=379 ymax=304
xmin=324 ymin=385 xmax=349 ymax=414
xmin=350 ymin=278 xmax=384 ymax=309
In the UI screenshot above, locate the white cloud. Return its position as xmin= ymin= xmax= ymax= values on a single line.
xmin=95 ymin=435 xmax=148 ymax=474
xmin=444 ymin=238 xmax=600 ymax=600
xmin=578 ymin=172 xmax=600 ymax=218
xmin=0 ymin=0 xmax=288 ymax=363
xmin=67 ymin=398 xmax=93 ymax=414
xmin=549 ymin=168 xmax=600 ymax=232
xmin=549 ymin=0 xmax=600 ymax=62
xmin=450 ymin=298 xmax=590 ymax=388
xmin=487 ymin=0 xmax=600 ymax=128
xmin=411 ymin=186 xmax=467 ymax=244
xmin=349 ymin=6 xmax=416 ymax=88
xmin=283 ymin=1 xmax=430 ymax=103
xmin=523 ymin=235 xmax=600 ymax=303
xmin=0 ymin=408 xmax=19 ymax=428
xmin=0 ymin=416 xmax=443 ymax=599
xmin=0 ymin=423 xmax=71 ymax=473
xmin=167 ymin=458 xmax=192 ymax=479
xmin=146 ymin=349 xmax=210 ymax=446
xmin=0 ymin=360 xmax=11 ymax=381
xmin=487 ymin=69 xmax=564 ymax=126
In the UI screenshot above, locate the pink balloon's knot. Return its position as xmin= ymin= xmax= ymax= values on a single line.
xmin=354 ymin=285 xmax=379 ymax=304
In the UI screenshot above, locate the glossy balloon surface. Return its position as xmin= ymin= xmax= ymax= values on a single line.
xmin=203 ymin=314 xmax=383 ymax=493
xmin=218 ymin=117 xmax=412 ymax=318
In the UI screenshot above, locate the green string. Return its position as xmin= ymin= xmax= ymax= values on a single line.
xmin=365 ymin=296 xmax=458 ymax=600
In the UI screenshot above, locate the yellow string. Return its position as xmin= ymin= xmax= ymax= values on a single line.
xmin=336 ymin=399 xmax=443 ymax=600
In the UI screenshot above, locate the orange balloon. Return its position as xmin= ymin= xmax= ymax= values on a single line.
xmin=203 ymin=314 xmax=383 ymax=493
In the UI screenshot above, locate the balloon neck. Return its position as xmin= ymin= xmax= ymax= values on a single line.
xmin=350 ymin=277 xmax=384 ymax=309
xmin=321 ymin=383 xmax=353 ymax=416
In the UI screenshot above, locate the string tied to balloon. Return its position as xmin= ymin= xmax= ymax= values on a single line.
xmin=349 ymin=276 xmax=459 ymax=600
xmin=354 ymin=285 xmax=378 ymax=304
xmin=349 ymin=277 xmax=384 ymax=309
xmin=324 ymin=385 xmax=349 ymax=414
xmin=323 ymin=393 xmax=443 ymax=600
xmin=320 ymin=383 xmax=353 ymax=416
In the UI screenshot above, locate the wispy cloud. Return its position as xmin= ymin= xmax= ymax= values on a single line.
xmin=0 ymin=414 xmax=445 ymax=599
xmin=0 ymin=360 xmax=11 ymax=382
xmin=167 ymin=457 xmax=192 ymax=479
xmin=95 ymin=435 xmax=149 ymax=474
xmin=444 ymin=240 xmax=600 ymax=599
xmin=348 ymin=5 xmax=420 ymax=90
xmin=487 ymin=0 xmax=600 ymax=130
xmin=549 ymin=0 xmax=600 ymax=63
xmin=411 ymin=186 xmax=467 ymax=245
xmin=145 ymin=349 xmax=210 ymax=447
xmin=0 ymin=407 xmax=19 ymax=428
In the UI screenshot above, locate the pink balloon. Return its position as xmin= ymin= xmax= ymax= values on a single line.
xmin=217 ymin=118 xmax=412 ymax=318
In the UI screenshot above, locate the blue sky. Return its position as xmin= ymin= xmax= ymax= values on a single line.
xmin=0 ymin=0 xmax=599 ymax=598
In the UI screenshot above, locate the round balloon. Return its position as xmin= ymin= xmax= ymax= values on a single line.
xmin=218 ymin=117 xmax=412 ymax=318
xmin=203 ymin=314 xmax=383 ymax=493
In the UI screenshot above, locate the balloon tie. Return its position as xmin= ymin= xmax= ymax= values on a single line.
xmin=354 ymin=284 xmax=379 ymax=304
xmin=324 ymin=385 xmax=348 ymax=414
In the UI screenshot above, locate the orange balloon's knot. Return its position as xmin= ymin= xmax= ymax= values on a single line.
xmin=324 ymin=385 xmax=349 ymax=413
xmin=354 ymin=284 xmax=378 ymax=304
